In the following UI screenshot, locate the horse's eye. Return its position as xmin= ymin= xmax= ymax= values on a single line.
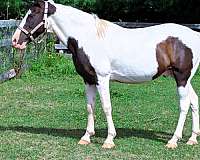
xmin=29 ymin=14 xmax=33 ymax=18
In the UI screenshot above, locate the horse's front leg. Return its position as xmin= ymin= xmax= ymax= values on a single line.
xmin=79 ymin=84 xmax=97 ymax=145
xmin=97 ymin=75 xmax=116 ymax=149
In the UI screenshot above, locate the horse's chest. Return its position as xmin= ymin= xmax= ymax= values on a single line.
xmin=72 ymin=54 xmax=98 ymax=84
xmin=67 ymin=37 xmax=98 ymax=85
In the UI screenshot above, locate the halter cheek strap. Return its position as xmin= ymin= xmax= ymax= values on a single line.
xmin=18 ymin=1 xmax=49 ymax=42
xmin=44 ymin=1 xmax=49 ymax=28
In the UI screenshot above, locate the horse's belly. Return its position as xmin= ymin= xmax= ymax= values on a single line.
xmin=110 ymin=63 xmax=157 ymax=83
xmin=109 ymin=48 xmax=159 ymax=83
xmin=110 ymin=74 xmax=153 ymax=83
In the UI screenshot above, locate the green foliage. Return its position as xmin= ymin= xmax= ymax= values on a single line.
xmin=96 ymin=0 xmax=200 ymax=23
xmin=0 ymin=0 xmax=32 ymax=19
xmin=27 ymin=52 xmax=77 ymax=78
xmin=1 ymin=0 xmax=200 ymax=23
xmin=55 ymin=0 xmax=96 ymax=12
xmin=0 ymin=0 xmax=96 ymax=19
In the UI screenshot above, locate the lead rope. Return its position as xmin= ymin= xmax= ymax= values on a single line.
xmin=16 ymin=1 xmax=49 ymax=76
xmin=15 ymin=49 xmax=25 ymax=78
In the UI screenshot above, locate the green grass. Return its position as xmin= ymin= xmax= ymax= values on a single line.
xmin=1 ymin=56 xmax=200 ymax=159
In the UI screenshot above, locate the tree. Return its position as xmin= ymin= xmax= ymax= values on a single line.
xmin=96 ymin=0 xmax=200 ymax=23
xmin=1 ymin=0 xmax=200 ymax=23
xmin=0 ymin=0 xmax=33 ymax=20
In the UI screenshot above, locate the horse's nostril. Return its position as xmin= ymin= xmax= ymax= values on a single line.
xmin=12 ymin=39 xmax=17 ymax=47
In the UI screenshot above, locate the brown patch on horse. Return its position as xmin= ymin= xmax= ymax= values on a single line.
xmin=67 ymin=37 xmax=98 ymax=85
xmin=153 ymin=36 xmax=193 ymax=87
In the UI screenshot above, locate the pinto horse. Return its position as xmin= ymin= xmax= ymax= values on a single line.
xmin=12 ymin=0 xmax=200 ymax=149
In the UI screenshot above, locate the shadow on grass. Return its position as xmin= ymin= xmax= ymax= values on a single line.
xmin=0 ymin=125 xmax=172 ymax=143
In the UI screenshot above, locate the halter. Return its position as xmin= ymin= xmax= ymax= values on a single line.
xmin=18 ymin=0 xmax=49 ymax=42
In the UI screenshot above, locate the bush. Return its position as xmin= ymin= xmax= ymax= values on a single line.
xmin=95 ymin=0 xmax=200 ymax=23
xmin=0 ymin=0 xmax=33 ymax=19
xmin=55 ymin=0 xmax=96 ymax=12
xmin=27 ymin=52 xmax=77 ymax=79
xmin=0 ymin=0 xmax=96 ymax=19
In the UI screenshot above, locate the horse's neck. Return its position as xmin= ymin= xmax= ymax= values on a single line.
xmin=49 ymin=4 xmax=95 ymax=45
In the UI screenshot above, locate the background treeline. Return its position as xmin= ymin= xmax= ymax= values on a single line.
xmin=1 ymin=0 xmax=200 ymax=23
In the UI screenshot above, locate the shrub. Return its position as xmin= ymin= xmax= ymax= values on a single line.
xmin=27 ymin=52 xmax=77 ymax=79
xmin=1 ymin=0 xmax=200 ymax=24
xmin=95 ymin=0 xmax=200 ymax=23
xmin=0 ymin=0 xmax=33 ymax=19
xmin=55 ymin=0 xmax=96 ymax=12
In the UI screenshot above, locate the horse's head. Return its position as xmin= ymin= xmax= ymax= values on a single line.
xmin=12 ymin=0 xmax=56 ymax=50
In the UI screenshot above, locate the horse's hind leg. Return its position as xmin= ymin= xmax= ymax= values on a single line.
xmin=167 ymin=73 xmax=200 ymax=148
xmin=163 ymin=37 xmax=199 ymax=149
xmin=187 ymin=84 xmax=200 ymax=145
xmin=79 ymin=84 xmax=97 ymax=145
xmin=166 ymin=82 xmax=191 ymax=149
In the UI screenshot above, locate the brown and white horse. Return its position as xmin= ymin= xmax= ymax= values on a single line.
xmin=12 ymin=0 xmax=200 ymax=149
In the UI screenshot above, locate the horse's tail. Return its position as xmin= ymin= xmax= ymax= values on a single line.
xmin=190 ymin=33 xmax=200 ymax=79
xmin=189 ymin=55 xmax=200 ymax=82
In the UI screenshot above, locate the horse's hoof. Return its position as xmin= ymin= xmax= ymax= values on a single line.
xmin=102 ymin=143 xmax=115 ymax=149
xmin=78 ymin=139 xmax=90 ymax=145
xmin=186 ymin=140 xmax=198 ymax=145
xmin=165 ymin=143 xmax=177 ymax=149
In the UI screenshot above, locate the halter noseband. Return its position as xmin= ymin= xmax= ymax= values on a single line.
xmin=18 ymin=1 xmax=49 ymax=42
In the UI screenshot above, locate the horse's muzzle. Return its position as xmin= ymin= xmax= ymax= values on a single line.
xmin=12 ymin=39 xmax=27 ymax=50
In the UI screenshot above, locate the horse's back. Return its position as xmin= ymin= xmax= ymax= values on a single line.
xmin=105 ymin=23 xmax=200 ymax=83
xmin=107 ymin=23 xmax=200 ymax=63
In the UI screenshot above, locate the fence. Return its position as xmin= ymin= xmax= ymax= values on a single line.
xmin=115 ymin=22 xmax=200 ymax=31
xmin=0 ymin=20 xmax=54 ymax=82
xmin=0 ymin=20 xmax=19 ymax=82
xmin=0 ymin=20 xmax=200 ymax=82
xmin=0 ymin=20 xmax=18 ymax=71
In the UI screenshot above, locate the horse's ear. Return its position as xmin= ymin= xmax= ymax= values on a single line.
xmin=32 ymin=0 xmax=43 ymax=8
xmin=35 ymin=0 xmax=43 ymax=5
xmin=48 ymin=2 xmax=56 ymax=15
xmin=33 ymin=0 xmax=56 ymax=15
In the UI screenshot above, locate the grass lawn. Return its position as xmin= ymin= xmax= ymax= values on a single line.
xmin=1 ymin=58 xmax=200 ymax=159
